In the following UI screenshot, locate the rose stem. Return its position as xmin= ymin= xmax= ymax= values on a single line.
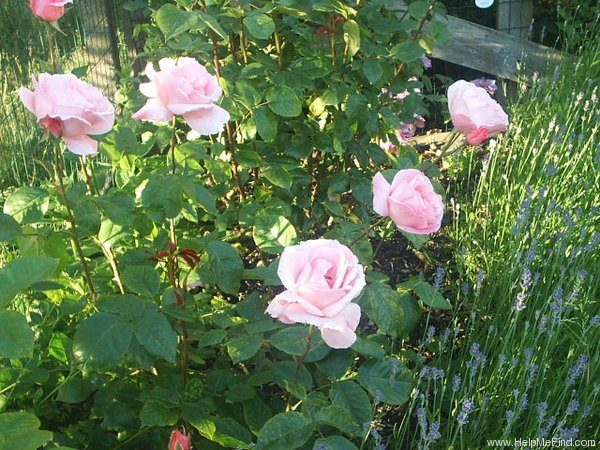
xmin=93 ymin=237 xmax=125 ymax=294
xmin=79 ymin=156 xmax=97 ymax=195
xmin=285 ymin=325 xmax=314 ymax=411
xmin=54 ymin=145 xmax=96 ymax=300
xmin=433 ymin=131 xmax=463 ymax=164
xmin=199 ymin=0 xmax=245 ymax=201
xmin=166 ymin=117 xmax=190 ymax=386
xmin=46 ymin=26 xmax=57 ymax=73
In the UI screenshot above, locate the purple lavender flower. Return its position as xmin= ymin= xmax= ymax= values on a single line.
xmin=536 ymin=402 xmax=548 ymax=422
xmin=452 ymin=375 xmax=462 ymax=392
xmin=566 ymin=354 xmax=589 ymax=386
xmin=420 ymin=366 xmax=445 ymax=381
xmin=518 ymin=396 xmax=529 ymax=411
xmin=416 ymin=406 xmax=427 ymax=430
xmin=471 ymin=77 xmax=497 ymax=95
xmin=425 ymin=422 xmax=441 ymax=441
xmin=566 ymin=399 xmax=580 ymax=416
xmin=590 ymin=315 xmax=600 ymax=326
xmin=433 ymin=267 xmax=445 ymax=289
xmin=514 ymin=291 xmax=527 ymax=311
xmin=456 ymin=411 xmax=469 ymax=425
xmin=524 ymin=348 xmax=533 ymax=363
xmin=462 ymin=398 xmax=475 ymax=414
xmin=421 ymin=54 xmax=432 ymax=69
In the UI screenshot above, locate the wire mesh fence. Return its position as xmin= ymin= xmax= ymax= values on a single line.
xmin=0 ymin=0 xmax=123 ymax=189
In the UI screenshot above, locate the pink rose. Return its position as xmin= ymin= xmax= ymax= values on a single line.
xmin=133 ymin=57 xmax=230 ymax=135
xmin=372 ymin=169 xmax=444 ymax=234
xmin=19 ymin=73 xmax=115 ymax=156
xmin=265 ymin=239 xmax=366 ymax=349
xmin=169 ymin=429 xmax=190 ymax=450
xmin=30 ymin=0 xmax=72 ymax=22
xmin=447 ymin=79 xmax=508 ymax=144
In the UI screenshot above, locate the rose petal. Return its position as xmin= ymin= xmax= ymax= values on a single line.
xmin=372 ymin=172 xmax=391 ymax=217
xmin=183 ymin=104 xmax=230 ymax=135
xmin=62 ymin=134 xmax=98 ymax=156
xmin=132 ymin=98 xmax=174 ymax=123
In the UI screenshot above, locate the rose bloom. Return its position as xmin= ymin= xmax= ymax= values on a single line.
xmin=265 ymin=239 xmax=366 ymax=349
xmin=133 ymin=57 xmax=230 ymax=135
xmin=19 ymin=73 xmax=115 ymax=156
xmin=447 ymin=79 xmax=508 ymax=145
xmin=169 ymin=429 xmax=190 ymax=450
xmin=373 ymin=169 xmax=443 ymax=234
xmin=30 ymin=0 xmax=72 ymax=22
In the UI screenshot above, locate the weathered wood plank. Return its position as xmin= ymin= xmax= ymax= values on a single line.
xmin=393 ymin=1 xmax=563 ymax=81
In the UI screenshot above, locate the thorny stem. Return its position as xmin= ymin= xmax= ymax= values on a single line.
xmin=54 ymin=146 xmax=96 ymax=300
xmin=169 ymin=117 xmax=178 ymax=245
xmin=46 ymin=26 xmax=57 ymax=73
xmin=94 ymin=237 xmax=125 ymax=294
xmin=286 ymin=325 xmax=314 ymax=411
xmin=79 ymin=156 xmax=96 ymax=195
xmin=394 ymin=0 xmax=437 ymax=78
xmin=199 ymin=0 xmax=245 ymax=201
xmin=433 ymin=131 xmax=463 ymax=164
xmin=273 ymin=13 xmax=283 ymax=70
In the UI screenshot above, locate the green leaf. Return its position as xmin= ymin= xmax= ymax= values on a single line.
xmin=315 ymin=405 xmax=358 ymax=435
xmin=329 ymin=381 xmax=372 ymax=435
xmin=121 ymin=265 xmax=161 ymax=297
xmin=227 ymin=335 xmax=263 ymax=364
xmin=0 ymin=213 xmax=22 ymax=241
xmin=245 ymin=12 xmax=275 ymax=39
xmin=243 ymin=398 xmax=272 ymax=433
xmin=256 ymin=412 xmax=313 ymax=450
xmin=254 ymin=107 xmax=278 ymax=142
xmin=262 ymin=166 xmax=292 ymax=190
xmin=95 ymin=189 xmax=136 ymax=226
xmin=188 ymin=415 xmax=251 ymax=448
xmin=141 ymin=173 xmax=183 ymax=223
xmin=71 ymin=198 xmax=101 ymax=237
xmin=133 ymin=311 xmax=178 ymax=364
xmin=398 ymin=290 xmax=422 ymax=335
xmin=313 ymin=436 xmax=359 ymax=450
xmin=316 ymin=349 xmax=353 ymax=379
xmin=0 ymin=412 xmax=52 ymax=450
xmin=270 ymin=326 xmax=330 ymax=362
xmin=357 ymin=358 xmax=413 ymax=405
xmin=155 ymin=4 xmax=198 ymax=40
xmin=0 ymin=311 xmax=34 ymax=359
xmin=197 ymin=10 xmax=228 ymax=41
xmin=358 ymin=283 xmax=405 ymax=337
xmin=56 ymin=378 xmax=93 ymax=404
xmin=98 ymin=219 xmax=128 ymax=248
xmin=73 ymin=312 xmax=133 ymax=370
xmin=401 ymin=230 xmax=429 ymax=249
xmin=0 ymin=256 xmax=59 ymax=307
xmin=402 ymin=276 xmax=452 ymax=309
xmin=206 ymin=241 xmax=244 ymax=295
xmin=182 ymin=181 xmax=218 ymax=215
xmin=140 ymin=400 xmax=178 ymax=427
xmin=3 ymin=186 xmax=49 ymax=224
xmin=343 ymin=20 xmax=360 ymax=61
xmin=345 ymin=94 xmax=368 ymax=123
xmin=362 ymin=59 xmax=383 ymax=83
xmin=267 ymin=86 xmax=302 ymax=118
xmin=409 ymin=0 xmax=429 ymax=19
xmin=253 ymin=211 xmax=297 ymax=254
xmin=351 ymin=337 xmax=385 ymax=359
xmin=390 ymin=40 xmax=424 ymax=62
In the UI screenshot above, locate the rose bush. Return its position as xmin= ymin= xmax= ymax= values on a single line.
xmin=266 ymin=239 xmax=366 ymax=349
xmin=373 ymin=169 xmax=444 ymax=234
xmin=447 ymin=79 xmax=508 ymax=145
xmin=19 ymin=73 xmax=114 ymax=155
xmin=132 ymin=57 xmax=230 ymax=135
xmin=29 ymin=0 xmax=72 ymax=22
